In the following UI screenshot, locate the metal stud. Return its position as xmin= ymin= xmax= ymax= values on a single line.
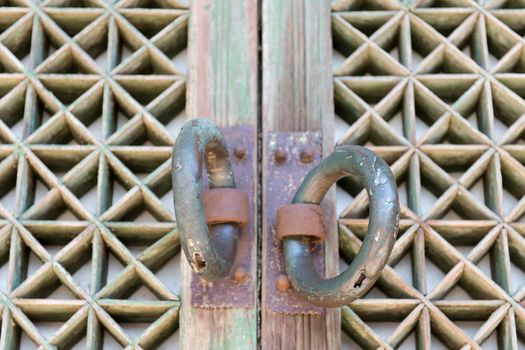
xmin=233 ymin=266 xmax=249 ymax=284
xmin=276 ymin=274 xmax=290 ymax=292
xmin=299 ymin=147 xmax=314 ymax=163
xmin=234 ymin=145 xmax=247 ymax=160
xmin=273 ymin=148 xmax=287 ymax=163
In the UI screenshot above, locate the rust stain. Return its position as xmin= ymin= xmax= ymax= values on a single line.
xmin=264 ymin=132 xmax=326 ymax=315
xmin=191 ymin=126 xmax=256 ymax=308
xmin=275 ymin=203 xmax=327 ymax=241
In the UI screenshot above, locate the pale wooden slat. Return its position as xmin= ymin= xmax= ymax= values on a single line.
xmin=261 ymin=0 xmax=340 ymax=348
xmin=181 ymin=0 xmax=259 ymax=349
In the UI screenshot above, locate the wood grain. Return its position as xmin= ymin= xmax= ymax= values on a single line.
xmin=261 ymin=0 xmax=340 ymax=348
xmin=181 ymin=0 xmax=259 ymax=349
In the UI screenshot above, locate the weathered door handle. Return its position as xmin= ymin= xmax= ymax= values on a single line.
xmin=172 ymin=119 xmax=249 ymax=280
xmin=276 ymin=145 xmax=400 ymax=307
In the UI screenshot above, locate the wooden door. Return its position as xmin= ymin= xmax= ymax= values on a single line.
xmin=0 ymin=0 xmax=524 ymax=349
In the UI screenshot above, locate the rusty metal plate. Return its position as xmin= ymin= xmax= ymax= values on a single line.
xmin=191 ymin=126 xmax=256 ymax=308
xmin=263 ymin=132 xmax=327 ymax=315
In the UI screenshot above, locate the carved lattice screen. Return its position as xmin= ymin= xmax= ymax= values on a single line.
xmin=1 ymin=0 xmax=525 ymax=349
xmin=332 ymin=0 xmax=525 ymax=348
xmin=0 ymin=0 xmax=187 ymax=348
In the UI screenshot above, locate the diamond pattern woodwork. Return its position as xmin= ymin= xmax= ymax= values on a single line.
xmin=0 ymin=0 xmax=187 ymax=348
xmin=333 ymin=0 xmax=525 ymax=348
xmin=1 ymin=0 xmax=524 ymax=348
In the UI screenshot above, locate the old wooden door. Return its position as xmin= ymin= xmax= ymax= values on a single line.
xmin=0 ymin=0 xmax=524 ymax=349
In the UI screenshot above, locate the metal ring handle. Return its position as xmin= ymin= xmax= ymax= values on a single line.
xmin=283 ymin=145 xmax=400 ymax=307
xmin=172 ymin=118 xmax=238 ymax=280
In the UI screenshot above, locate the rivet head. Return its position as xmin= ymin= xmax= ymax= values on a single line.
xmin=233 ymin=266 xmax=248 ymax=283
xmin=276 ymin=274 xmax=290 ymax=292
xmin=274 ymin=148 xmax=287 ymax=163
xmin=233 ymin=146 xmax=247 ymax=160
xmin=300 ymin=147 xmax=314 ymax=163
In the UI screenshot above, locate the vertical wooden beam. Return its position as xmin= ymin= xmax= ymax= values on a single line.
xmin=182 ymin=0 xmax=259 ymax=349
xmin=187 ymin=0 xmax=259 ymax=125
xmin=261 ymin=0 xmax=340 ymax=349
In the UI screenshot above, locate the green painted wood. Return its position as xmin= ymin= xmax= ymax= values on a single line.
xmin=261 ymin=0 xmax=340 ymax=348
xmin=0 ymin=1 xmax=524 ymax=349
xmin=180 ymin=0 xmax=259 ymax=349
xmin=0 ymin=1 xmax=187 ymax=348
xmin=333 ymin=1 xmax=525 ymax=349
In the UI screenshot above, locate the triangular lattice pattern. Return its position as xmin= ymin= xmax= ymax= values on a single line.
xmin=333 ymin=0 xmax=525 ymax=348
xmin=0 ymin=0 xmax=186 ymax=348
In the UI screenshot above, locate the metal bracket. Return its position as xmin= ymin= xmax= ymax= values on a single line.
xmin=263 ymin=132 xmax=332 ymax=314
xmin=191 ymin=126 xmax=255 ymax=308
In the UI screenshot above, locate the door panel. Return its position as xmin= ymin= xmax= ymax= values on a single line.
xmin=0 ymin=0 xmax=524 ymax=349
xmin=331 ymin=1 xmax=525 ymax=349
xmin=0 ymin=0 xmax=188 ymax=349
xmin=181 ymin=1 xmax=259 ymax=348
xmin=261 ymin=0 xmax=340 ymax=348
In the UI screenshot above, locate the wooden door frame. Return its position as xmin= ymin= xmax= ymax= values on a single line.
xmin=184 ymin=0 xmax=339 ymax=348
xmin=182 ymin=0 xmax=259 ymax=349
xmin=261 ymin=0 xmax=340 ymax=348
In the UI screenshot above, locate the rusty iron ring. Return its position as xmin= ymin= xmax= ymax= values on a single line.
xmin=172 ymin=119 xmax=239 ymax=280
xmin=283 ymin=145 xmax=400 ymax=307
